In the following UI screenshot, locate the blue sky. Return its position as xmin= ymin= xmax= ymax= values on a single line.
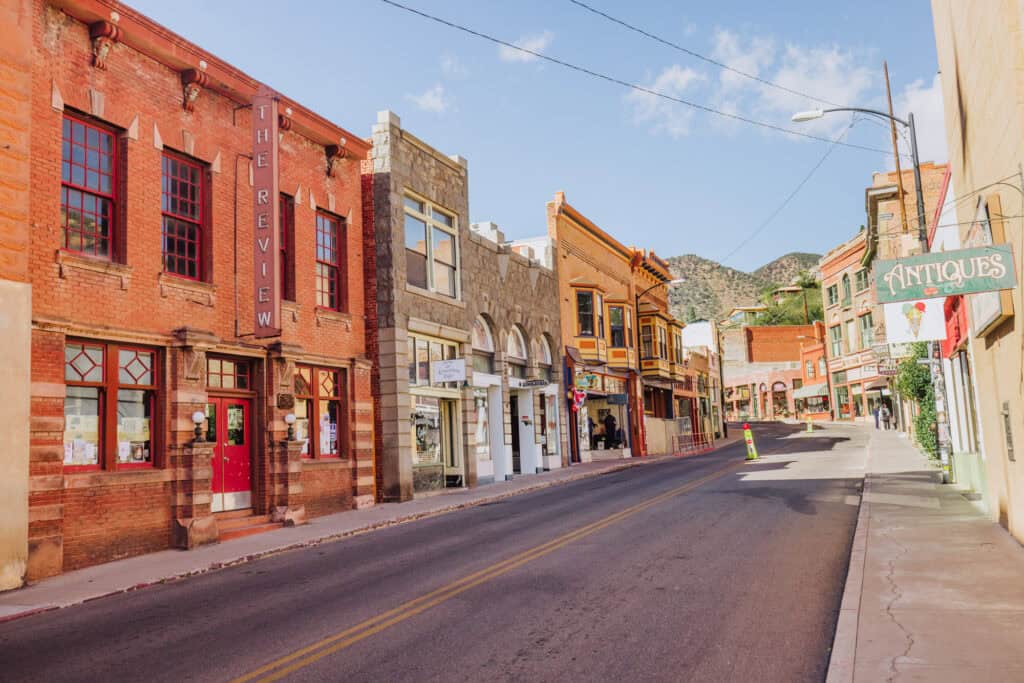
xmin=130 ymin=0 xmax=945 ymax=272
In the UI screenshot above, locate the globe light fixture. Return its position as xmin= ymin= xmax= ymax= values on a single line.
xmin=284 ymin=413 xmax=297 ymax=441
xmin=191 ymin=410 xmax=205 ymax=441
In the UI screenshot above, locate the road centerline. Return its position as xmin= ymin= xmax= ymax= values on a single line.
xmin=233 ymin=458 xmax=745 ymax=683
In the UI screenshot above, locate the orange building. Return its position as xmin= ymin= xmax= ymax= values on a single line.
xmin=547 ymin=193 xmax=690 ymax=460
xmin=793 ymin=321 xmax=831 ymax=420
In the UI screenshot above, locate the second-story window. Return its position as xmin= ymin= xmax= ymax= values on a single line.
xmin=855 ymin=269 xmax=870 ymax=292
xmin=859 ymin=312 xmax=875 ymax=347
xmin=658 ymin=326 xmax=669 ymax=360
xmin=827 ymin=285 xmax=839 ymax=307
xmin=576 ymin=291 xmax=594 ymax=336
xmin=280 ymin=194 xmax=295 ymax=301
xmin=641 ymin=324 xmax=654 ymax=359
xmin=596 ymin=293 xmax=605 ymax=339
xmin=806 ymin=360 xmax=815 ymax=378
xmin=61 ymin=114 xmax=116 ymax=259
xmin=818 ymin=357 xmax=827 ymax=376
xmin=161 ymin=153 xmax=204 ymax=280
xmin=404 ymin=195 xmax=459 ymax=298
xmin=829 ymin=325 xmax=843 ymax=357
xmin=316 ymin=212 xmax=344 ymax=311
xmin=609 ymin=305 xmax=626 ymax=347
xmin=841 ymin=274 xmax=852 ymax=307
xmin=673 ymin=331 xmax=684 ymax=364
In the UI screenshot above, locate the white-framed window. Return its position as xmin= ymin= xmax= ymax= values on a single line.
xmin=506 ymin=326 xmax=528 ymax=379
xmin=472 ymin=316 xmax=495 ymax=373
xmin=404 ymin=193 xmax=459 ymax=298
xmin=538 ymin=335 xmax=554 ymax=383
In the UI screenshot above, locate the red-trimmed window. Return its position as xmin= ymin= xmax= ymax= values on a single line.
xmin=60 ymin=114 xmax=116 ymax=258
xmin=206 ymin=357 xmax=250 ymax=391
xmin=161 ymin=153 xmax=204 ymax=280
xmin=294 ymin=365 xmax=344 ymax=458
xmin=63 ymin=341 xmax=158 ymax=471
xmin=280 ymin=194 xmax=295 ymax=301
xmin=315 ymin=212 xmax=344 ymax=310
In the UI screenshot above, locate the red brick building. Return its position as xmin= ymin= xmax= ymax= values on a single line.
xmin=722 ymin=324 xmax=817 ymax=421
xmin=793 ymin=321 xmax=831 ymax=421
xmin=18 ymin=0 xmax=374 ymax=581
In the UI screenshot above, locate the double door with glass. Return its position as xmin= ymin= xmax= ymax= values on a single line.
xmin=206 ymin=397 xmax=252 ymax=512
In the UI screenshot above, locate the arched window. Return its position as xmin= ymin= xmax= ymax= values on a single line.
xmin=841 ymin=274 xmax=852 ymax=306
xmin=472 ymin=316 xmax=495 ymax=373
xmin=538 ymin=336 xmax=554 ymax=382
xmin=506 ymin=327 xmax=527 ymax=378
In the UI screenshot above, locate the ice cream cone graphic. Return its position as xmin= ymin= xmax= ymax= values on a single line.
xmin=903 ymin=301 xmax=926 ymax=337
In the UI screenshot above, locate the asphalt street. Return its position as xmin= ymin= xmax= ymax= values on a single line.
xmin=0 ymin=422 xmax=866 ymax=682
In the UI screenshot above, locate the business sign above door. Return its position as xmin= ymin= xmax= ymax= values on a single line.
xmin=252 ymin=85 xmax=281 ymax=338
xmin=875 ymin=244 xmax=1016 ymax=304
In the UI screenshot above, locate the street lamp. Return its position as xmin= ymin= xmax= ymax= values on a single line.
xmin=791 ymin=107 xmax=927 ymax=251
xmin=793 ymin=104 xmax=951 ymax=478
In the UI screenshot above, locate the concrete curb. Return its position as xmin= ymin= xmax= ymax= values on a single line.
xmin=1 ymin=439 xmax=742 ymax=623
xmin=825 ymin=435 xmax=872 ymax=683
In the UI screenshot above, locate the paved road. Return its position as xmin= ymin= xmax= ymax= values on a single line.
xmin=0 ymin=423 xmax=866 ymax=682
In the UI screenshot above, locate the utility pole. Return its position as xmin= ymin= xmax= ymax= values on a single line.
xmin=884 ymin=62 xmax=910 ymax=236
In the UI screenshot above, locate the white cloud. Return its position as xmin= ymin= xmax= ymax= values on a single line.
xmin=406 ymin=84 xmax=451 ymax=114
xmin=498 ymin=30 xmax=554 ymax=63
xmin=440 ymin=54 xmax=468 ymax=78
xmin=712 ymin=29 xmax=774 ymax=92
xmin=626 ymin=65 xmax=706 ymax=138
xmin=892 ymin=74 xmax=948 ymax=167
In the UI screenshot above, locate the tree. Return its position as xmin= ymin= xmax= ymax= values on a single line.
xmin=752 ymin=284 xmax=824 ymax=325
xmin=894 ymin=342 xmax=938 ymax=458
xmin=685 ymin=305 xmax=698 ymax=322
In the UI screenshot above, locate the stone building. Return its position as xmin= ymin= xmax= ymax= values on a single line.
xmin=468 ymin=223 xmax=568 ymax=482
xmin=930 ymin=0 xmax=1024 ymax=539
xmin=366 ymin=110 xmax=472 ymax=501
xmin=5 ymin=0 xmax=376 ymax=586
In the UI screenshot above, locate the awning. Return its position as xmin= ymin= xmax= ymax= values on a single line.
xmin=792 ymin=382 xmax=829 ymax=399
xmin=865 ymin=378 xmax=889 ymax=390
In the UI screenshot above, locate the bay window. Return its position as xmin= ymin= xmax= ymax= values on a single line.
xmin=63 ymin=341 xmax=158 ymax=471
xmin=161 ymin=153 xmax=205 ymax=280
xmin=641 ymin=324 xmax=654 ymax=359
xmin=294 ymin=366 xmax=344 ymax=458
xmin=404 ymin=195 xmax=460 ymax=298
xmin=61 ymin=114 xmax=117 ymax=259
xmin=576 ymin=290 xmax=594 ymax=336
xmin=609 ymin=305 xmax=626 ymax=347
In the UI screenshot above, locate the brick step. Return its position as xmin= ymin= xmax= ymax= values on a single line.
xmin=218 ymin=521 xmax=283 ymax=543
xmin=216 ymin=513 xmax=271 ymax=532
xmin=215 ymin=509 xmax=255 ymax=521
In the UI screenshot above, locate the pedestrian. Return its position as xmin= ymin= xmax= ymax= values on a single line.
xmin=873 ymin=406 xmax=880 ymax=430
xmin=604 ymin=413 xmax=618 ymax=449
xmin=880 ymin=405 xmax=891 ymax=430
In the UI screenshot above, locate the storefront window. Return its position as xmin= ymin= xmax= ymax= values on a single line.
xmin=473 ymin=391 xmax=490 ymax=461
xmin=412 ymin=395 xmax=442 ymax=465
xmin=835 ymin=385 xmax=851 ymax=419
xmin=64 ymin=341 xmax=157 ymax=470
xmin=207 ymin=357 xmax=250 ymax=390
xmin=408 ymin=334 xmax=460 ymax=387
xmin=544 ymin=394 xmax=559 ymax=455
xmin=294 ymin=365 xmax=344 ymax=458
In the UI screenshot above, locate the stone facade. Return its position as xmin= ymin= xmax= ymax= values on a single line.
xmin=367 ymin=111 xmax=473 ymax=502
xmin=469 ymin=223 xmax=568 ymax=483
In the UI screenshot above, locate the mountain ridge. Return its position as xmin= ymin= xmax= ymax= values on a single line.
xmin=665 ymin=252 xmax=821 ymax=322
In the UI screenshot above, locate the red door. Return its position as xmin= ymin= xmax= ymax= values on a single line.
xmin=207 ymin=397 xmax=252 ymax=512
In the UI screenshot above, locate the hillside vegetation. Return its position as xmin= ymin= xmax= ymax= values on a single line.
xmin=666 ymin=252 xmax=821 ymax=321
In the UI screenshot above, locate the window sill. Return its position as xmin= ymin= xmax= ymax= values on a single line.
xmin=56 ymin=250 xmax=132 ymax=290
xmin=315 ymin=307 xmax=353 ymax=330
xmin=405 ymin=283 xmax=465 ymax=308
xmin=158 ymin=272 xmax=216 ymax=307
xmin=64 ymin=466 xmax=170 ymax=489
xmin=301 ymin=456 xmax=348 ymax=467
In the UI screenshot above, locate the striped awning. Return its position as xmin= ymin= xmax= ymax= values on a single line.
xmin=792 ymin=382 xmax=829 ymax=399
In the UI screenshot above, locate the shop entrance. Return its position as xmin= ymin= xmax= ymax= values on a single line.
xmin=441 ymin=399 xmax=463 ymax=487
xmin=510 ymin=395 xmax=521 ymax=474
xmin=206 ymin=397 xmax=252 ymax=512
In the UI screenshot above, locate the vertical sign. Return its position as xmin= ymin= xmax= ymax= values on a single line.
xmin=252 ymin=85 xmax=281 ymax=337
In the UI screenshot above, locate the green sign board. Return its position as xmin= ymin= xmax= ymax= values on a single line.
xmin=874 ymin=244 xmax=1017 ymax=304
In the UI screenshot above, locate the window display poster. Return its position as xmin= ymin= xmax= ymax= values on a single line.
xmin=63 ymin=414 xmax=99 ymax=465
xmin=474 ymin=395 xmax=490 ymax=460
xmin=883 ymin=298 xmax=947 ymax=344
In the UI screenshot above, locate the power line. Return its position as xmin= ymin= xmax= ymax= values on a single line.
xmin=568 ymin=0 xmax=845 ymax=108
xmin=718 ymin=115 xmax=860 ymax=266
xmin=376 ymin=0 xmax=893 ymax=155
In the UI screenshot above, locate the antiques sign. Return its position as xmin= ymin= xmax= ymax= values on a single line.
xmin=253 ymin=85 xmax=281 ymax=338
xmin=874 ymin=245 xmax=1016 ymax=304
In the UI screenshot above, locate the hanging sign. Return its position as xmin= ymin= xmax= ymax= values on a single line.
xmin=882 ymin=297 xmax=948 ymax=344
xmin=252 ymin=85 xmax=281 ymax=338
xmin=874 ymin=245 xmax=1016 ymax=304
xmin=431 ymin=358 xmax=466 ymax=382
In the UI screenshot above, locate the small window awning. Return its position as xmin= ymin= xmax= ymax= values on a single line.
xmin=865 ymin=378 xmax=889 ymax=390
xmin=793 ymin=382 xmax=829 ymax=399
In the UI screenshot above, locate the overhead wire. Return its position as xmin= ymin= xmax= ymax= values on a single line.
xmin=376 ymin=0 xmax=894 ymax=155
xmin=567 ymin=0 xmax=847 ymax=108
xmin=717 ymin=114 xmax=860 ymax=266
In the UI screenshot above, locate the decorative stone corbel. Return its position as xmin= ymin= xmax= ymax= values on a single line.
xmin=180 ymin=69 xmax=209 ymax=113
xmin=325 ymin=141 xmax=347 ymax=178
xmin=89 ymin=21 xmax=121 ymax=70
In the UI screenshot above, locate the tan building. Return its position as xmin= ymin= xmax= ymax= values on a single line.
xmin=931 ymin=2 xmax=1024 ymax=540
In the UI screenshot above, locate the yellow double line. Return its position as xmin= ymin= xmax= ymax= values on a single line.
xmin=233 ymin=459 xmax=743 ymax=683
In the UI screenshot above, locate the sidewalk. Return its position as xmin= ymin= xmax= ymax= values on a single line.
xmin=828 ymin=428 xmax=1024 ymax=682
xmin=0 ymin=433 xmax=740 ymax=623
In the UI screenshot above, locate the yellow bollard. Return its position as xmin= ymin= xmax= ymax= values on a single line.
xmin=743 ymin=423 xmax=758 ymax=461
xmin=806 ymin=417 xmax=813 ymax=433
